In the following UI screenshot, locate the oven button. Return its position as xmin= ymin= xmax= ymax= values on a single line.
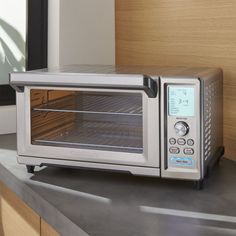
xmin=177 ymin=138 xmax=186 ymax=145
xmin=187 ymin=139 xmax=194 ymax=146
xmin=174 ymin=121 xmax=189 ymax=137
xmin=184 ymin=148 xmax=194 ymax=155
xmin=169 ymin=138 xmax=176 ymax=145
xmin=169 ymin=147 xmax=180 ymax=154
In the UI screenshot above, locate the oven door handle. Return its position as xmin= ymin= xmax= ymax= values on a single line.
xmin=10 ymin=73 xmax=158 ymax=98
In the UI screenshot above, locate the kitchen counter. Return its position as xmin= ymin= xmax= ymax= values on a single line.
xmin=0 ymin=134 xmax=235 ymax=236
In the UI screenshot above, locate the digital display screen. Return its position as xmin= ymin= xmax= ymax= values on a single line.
xmin=168 ymin=86 xmax=195 ymax=116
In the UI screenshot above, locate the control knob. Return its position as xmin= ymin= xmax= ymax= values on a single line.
xmin=174 ymin=121 xmax=189 ymax=137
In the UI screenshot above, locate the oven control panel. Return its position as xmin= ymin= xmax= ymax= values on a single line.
xmin=166 ymin=85 xmax=198 ymax=170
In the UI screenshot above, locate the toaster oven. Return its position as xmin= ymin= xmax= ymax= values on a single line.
xmin=10 ymin=65 xmax=224 ymax=188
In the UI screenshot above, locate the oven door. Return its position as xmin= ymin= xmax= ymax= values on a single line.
xmin=13 ymin=74 xmax=159 ymax=167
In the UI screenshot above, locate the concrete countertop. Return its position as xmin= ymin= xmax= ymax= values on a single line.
xmin=0 ymin=134 xmax=236 ymax=236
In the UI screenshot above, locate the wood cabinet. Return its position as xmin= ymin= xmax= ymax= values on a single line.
xmin=41 ymin=220 xmax=60 ymax=236
xmin=0 ymin=182 xmax=59 ymax=236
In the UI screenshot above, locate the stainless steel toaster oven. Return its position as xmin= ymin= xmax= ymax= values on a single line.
xmin=10 ymin=65 xmax=224 ymax=188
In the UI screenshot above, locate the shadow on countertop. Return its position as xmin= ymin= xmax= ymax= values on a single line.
xmin=29 ymin=157 xmax=236 ymax=215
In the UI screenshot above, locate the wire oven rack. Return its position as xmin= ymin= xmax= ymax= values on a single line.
xmin=31 ymin=92 xmax=143 ymax=153
xmin=32 ymin=92 xmax=143 ymax=116
xmin=34 ymin=120 xmax=143 ymax=153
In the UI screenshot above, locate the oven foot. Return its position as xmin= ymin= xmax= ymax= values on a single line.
xmin=26 ymin=165 xmax=35 ymax=174
xmin=194 ymin=179 xmax=204 ymax=190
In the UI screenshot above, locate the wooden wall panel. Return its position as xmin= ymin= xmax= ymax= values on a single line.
xmin=116 ymin=0 xmax=236 ymax=160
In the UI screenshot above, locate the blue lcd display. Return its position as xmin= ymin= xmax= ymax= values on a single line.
xmin=168 ymin=86 xmax=195 ymax=116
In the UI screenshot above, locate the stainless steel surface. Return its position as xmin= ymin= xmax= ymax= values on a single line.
xmin=17 ymin=155 xmax=161 ymax=177
xmin=10 ymin=72 xmax=145 ymax=88
xmin=161 ymin=78 xmax=201 ymax=180
xmin=160 ymin=68 xmax=223 ymax=180
xmin=9 ymin=64 xmax=221 ymax=76
xmin=16 ymin=86 xmax=160 ymax=168
xmin=203 ymin=71 xmax=223 ymax=164
xmin=34 ymin=140 xmax=143 ymax=152
xmin=12 ymin=65 xmax=223 ymax=181
xmin=174 ymin=121 xmax=189 ymax=137
xmin=10 ymin=66 xmax=158 ymax=97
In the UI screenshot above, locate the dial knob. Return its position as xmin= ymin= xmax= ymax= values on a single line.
xmin=174 ymin=121 xmax=189 ymax=137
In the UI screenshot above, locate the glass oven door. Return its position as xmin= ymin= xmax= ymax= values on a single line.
xmin=24 ymin=87 xmax=159 ymax=167
xmin=31 ymin=89 xmax=143 ymax=154
xmin=11 ymin=72 xmax=159 ymax=167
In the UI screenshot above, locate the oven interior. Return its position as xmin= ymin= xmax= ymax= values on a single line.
xmin=30 ymin=89 xmax=143 ymax=153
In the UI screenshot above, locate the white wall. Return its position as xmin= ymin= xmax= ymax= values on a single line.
xmin=48 ymin=0 xmax=115 ymax=67
xmin=0 ymin=0 xmax=26 ymax=84
xmin=48 ymin=0 xmax=60 ymax=68
xmin=0 ymin=0 xmax=26 ymax=134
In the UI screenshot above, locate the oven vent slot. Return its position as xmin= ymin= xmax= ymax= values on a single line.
xmin=204 ymin=81 xmax=219 ymax=161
